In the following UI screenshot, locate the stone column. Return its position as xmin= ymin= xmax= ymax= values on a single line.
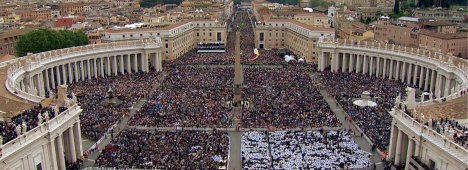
xmin=157 ymin=52 xmax=162 ymax=72
xmin=133 ymin=53 xmax=138 ymax=72
xmin=63 ymin=64 xmax=68 ymax=84
xmin=413 ymin=65 xmax=418 ymax=86
xmin=349 ymin=53 xmax=354 ymax=73
xmin=67 ymin=63 xmax=73 ymax=84
xmin=86 ymin=60 xmax=91 ymax=79
xmin=363 ymin=55 xmax=368 ymax=74
xmin=369 ymin=56 xmax=374 ymax=76
xmin=112 ymin=56 xmax=118 ymax=76
xmin=435 ymin=74 xmax=442 ymax=98
xmin=49 ymin=137 xmax=58 ymax=170
xmin=73 ymin=122 xmax=83 ymax=160
xmin=407 ymin=63 xmax=412 ymax=84
xmin=401 ymin=62 xmax=407 ymax=83
xmin=143 ymin=53 xmax=149 ymax=72
xmin=56 ymin=135 xmax=66 ymax=170
xmin=405 ymin=139 xmax=415 ymax=169
xmin=389 ymin=59 xmax=394 ymax=80
xmin=106 ymin=56 xmax=111 ymax=76
xmin=387 ymin=124 xmax=397 ymax=161
xmin=356 ymin=54 xmax=361 ymax=73
xmin=80 ymin=61 xmax=85 ymax=81
xmin=342 ymin=53 xmax=347 ymax=72
xmin=44 ymin=69 xmax=50 ymax=92
xmin=68 ymin=127 xmax=77 ymax=162
xmin=419 ymin=66 xmax=424 ymax=88
xmin=73 ymin=62 xmax=78 ymax=82
xmin=126 ymin=54 xmax=132 ymax=74
xmin=375 ymin=57 xmax=380 ymax=76
xmin=424 ymin=68 xmax=430 ymax=91
xmin=430 ymin=70 xmax=436 ymax=92
xmin=38 ymin=73 xmax=45 ymax=96
xmin=56 ymin=66 xmax=62 ymax=85
xmin=119 ymin=55 xmax=125 ymax=74
xmin=414 ymin=141 xmax=420 ymax=157
xmin=395 ymin=60 xmax=400 ymax=80
xmin=444 ymin=78 xmax=452 ymax=97
xmin=383 ymin=58 xmax=387 ymax=78
xmin=100 ymin=57 xmax=105 ymax=77
xmin=50 ymin=68 xmax=56 ymax=89
xmin=395 ymin=129 xmax=404 ymax=165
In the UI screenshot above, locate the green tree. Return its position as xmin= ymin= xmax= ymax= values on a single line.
xmin=15 ymin=29 xmax=89 ymax=57
xmin=394 ymin=0 xmax=400 ymax=14
xmin=365 ymin=17 xmax=372 ymax=24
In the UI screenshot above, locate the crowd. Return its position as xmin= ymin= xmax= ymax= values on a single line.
xmin=69 ymin=71 xmax=161 ymax=141
xmin=320 ymin=70 xmax=407 ymax=150
xmin=96 ymin=129 xmax=228 ymax=169
xmin=430 ymin=118 xmax=467 ymax=148
xmin=241 ymin=130 xmax=371 ymax=169
xmin=241 ymin=131 xmax=272 ymax=169
xmin=129 ymin=67 xmax=233 ymax=127
xmin=242 ymin=68 xmax=340 ymax=128
xmin=0 ymin=105 xmax=67 ymax=144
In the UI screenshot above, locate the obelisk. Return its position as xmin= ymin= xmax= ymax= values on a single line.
xmin=234 ymin=31 xmax=243 ymax=105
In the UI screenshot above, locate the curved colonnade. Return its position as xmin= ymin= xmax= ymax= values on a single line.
xmin=318 ymin=39 xmax=468 ymax=170
xmin=5 ymin=38 xmax=163 ymax=103
xmin=0 ymin=38 xmax=162 ymax=170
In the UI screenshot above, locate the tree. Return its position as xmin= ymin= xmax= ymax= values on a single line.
xmin=365 ymin=17 xmax=372 ymax=24
xmin=16 ymin=29 xmax=89 ymax=57
xmin=393 ymin=0 xmax=400 ymax=14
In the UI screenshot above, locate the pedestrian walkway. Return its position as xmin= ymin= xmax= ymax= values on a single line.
xmin=319 ymin=88 xmax=385 ymax=169
xmin=81 ymin=99 xmax=147 ymax=167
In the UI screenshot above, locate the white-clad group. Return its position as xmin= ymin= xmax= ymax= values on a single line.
xmin=242 ymin=130 xmax=371 ymax=169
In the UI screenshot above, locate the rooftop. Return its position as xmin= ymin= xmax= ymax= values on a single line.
xmin=419 ymin=20 xmax=457 ymax=26
xmin=419 ymin=29 xmax=468 ymax=39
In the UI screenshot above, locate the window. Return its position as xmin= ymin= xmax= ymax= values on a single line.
xmin=165 ymin=43 xmax=168 ymax=48
xmin=259 ymin=33 xmax=264 ymax=41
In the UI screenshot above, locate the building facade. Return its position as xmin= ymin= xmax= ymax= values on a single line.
xmin=0 ymin=29 xmax=32 ymax=56
xmin=103 ymin=20 xmax=227 ymax=60
xmin=254 ymin=19 xmax=335 ymax=62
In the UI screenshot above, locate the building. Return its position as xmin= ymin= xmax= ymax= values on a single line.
xmin=54 ymin=17 xmax=78 ymax=29
xmin=16 ymin=8 xmax=52 ymax=21
xmin=59 ymin=2 xmax=84 ymax=16
xmin=255 ymin=19 xmax=335 ymax=62
xmin=419 ymin=20 xmax=457 ymax=34
xmin=0 ymin=29 xmax=31 ymax=56
xmin=414 ymin=8 xmax=467 ymax=24
xmin=103 ymin=20 xmax=227 ymax=60
xmin=293 ymin=13 xmax=330 ymax=28
xmin=373 ymin=17 xmax=420 ymax=47
xmin=419 ymin=30 xmax=468 ymax=58
xmin=356 ymin=7 xmax=393 ymax=20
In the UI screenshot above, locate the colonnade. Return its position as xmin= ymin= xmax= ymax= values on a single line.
xmin=19 ymin=52 xmax=162 ymax=97
xmin=386 ymin=124 xmax=419 ymax=169
xmin=319 ymin=51 xmax=459 ymax=98
xmin=48 ymin=121 xmax=83 ymax=169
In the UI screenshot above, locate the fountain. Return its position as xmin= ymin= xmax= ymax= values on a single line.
xmin=101 ymin=87 xmax=122 ymax=106
xmin=353 ymin=91 xmax=377 ymax=107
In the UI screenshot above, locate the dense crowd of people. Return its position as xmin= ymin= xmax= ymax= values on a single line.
xmin=430 ymin=118 xmax=467 ymax=148
xmin=320 ymin=70 xmax=407 ymax=150
xmin=242 ymin=130 xmax=371 ymax=169
xmin=129 ymin=67 xmax=234 ymax=127
xmin=0 ymin=105 xmax=67 ymax=144
xmin=242 ymin=68 xmax=340 ymax=128
xmin=96 ymin=129 xmax=228 ymax=169
xmin=69 ymin=71 xmax=161 ymax=141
